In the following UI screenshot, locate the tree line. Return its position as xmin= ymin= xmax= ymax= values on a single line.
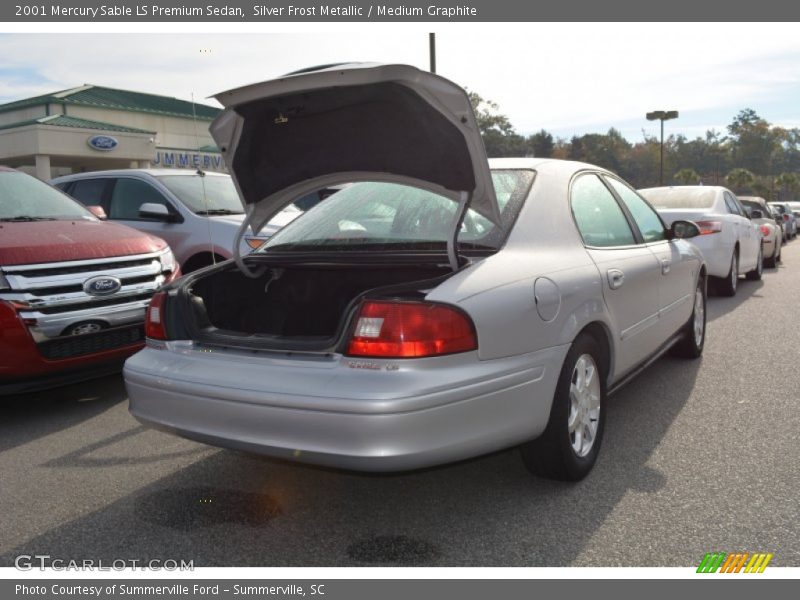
xmin=469 ymin=93 xmax=800 ymax=201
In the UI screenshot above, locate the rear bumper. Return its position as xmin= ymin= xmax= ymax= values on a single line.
xmin=124 ymin=343 xmax=569 ymax=471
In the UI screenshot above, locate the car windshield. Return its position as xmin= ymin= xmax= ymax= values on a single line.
xmin=0 ymin=171 xmax=94 ymax=221
xmin=157 ymin=174 xmax=245 ymax=215
xmin=640 ymin=188 xmax=716 ymax=210
xmin=740 ymin=200 xmax=765 ymax=215
xmin=261 ymin=170 xmax=535 ymax=253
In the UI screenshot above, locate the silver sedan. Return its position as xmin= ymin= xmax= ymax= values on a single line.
xmin=124 ymin=64 xmax=707 ymax=480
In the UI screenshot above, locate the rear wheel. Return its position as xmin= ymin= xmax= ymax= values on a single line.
xmin=520 ymin=333 xmax=606 ymax=481
xmin=671 ymin=277 xmax=706 ymax=359
xmin=765 ymin=238 xmax=780 ymax=268
xmin=746 ymin=246 xmax=763 ymax=280
xmin=715 ymin=251 xmax=738 ymax=297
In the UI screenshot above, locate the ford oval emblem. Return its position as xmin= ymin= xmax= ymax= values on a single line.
xmin=87 ymin=135 xmax=118 ymax=151
xmin=83 ymin=275 xmax=122 ymax=296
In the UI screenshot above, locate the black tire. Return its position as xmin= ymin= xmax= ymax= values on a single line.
xmin=671 ymin=277 xmax=706 ymax=359
xmin=765 ymin=239 xmax=779 ymax=268
xmin=520 ymin=333 xmax=607 ymax=481
xmin=715 ymin=251 xmax=739 ymax=297
xmin=746 ymin=245 xmax=763 ymax=281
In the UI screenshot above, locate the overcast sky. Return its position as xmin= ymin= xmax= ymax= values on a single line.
xmin=1 ymin=24 xmax=799 ymax=142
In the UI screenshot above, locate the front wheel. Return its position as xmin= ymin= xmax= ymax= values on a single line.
xmin=765 ymin=238 xmax=780 ymax=268
xmin=671 ymin=277 xmax=706 ymax=359
xmin=746 ymin=245 xmax=763 ymax=280
xmin=520 ymin=333 xmax=607 ymax=481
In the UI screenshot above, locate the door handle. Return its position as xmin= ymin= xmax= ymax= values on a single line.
xmin=607 ymin=269 xmax=625 ymax=290
xmin=661 ymin=259 xmax=671 ymax=274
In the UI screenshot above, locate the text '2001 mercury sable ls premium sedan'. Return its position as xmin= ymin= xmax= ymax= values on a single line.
xmin=124 ymin=63 xmax=707 ymax=480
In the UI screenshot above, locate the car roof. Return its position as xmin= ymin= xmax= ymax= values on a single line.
xmin=51 ymin=169 xmax=230 ymax=182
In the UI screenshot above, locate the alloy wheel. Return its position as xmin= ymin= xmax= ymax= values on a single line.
xmin=568 ymin=354 xmax=601 ymax=458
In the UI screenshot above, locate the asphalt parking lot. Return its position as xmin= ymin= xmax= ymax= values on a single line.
xmin=2 ymin=243 xmax=799 ymax=568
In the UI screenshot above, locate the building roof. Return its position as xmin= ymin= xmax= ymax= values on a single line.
xmin=0 ymin=114 xmax=156 ymax=134
xmin=0 ymin=85 xmax=221 ymax=120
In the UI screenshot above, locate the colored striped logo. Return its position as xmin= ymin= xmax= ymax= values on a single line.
xmin=697 ymin=552 xmax=773 ymax=573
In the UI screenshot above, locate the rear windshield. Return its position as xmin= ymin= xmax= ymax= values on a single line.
xmin=740 ymin=200 xmax=765 ymax=215
xmin=0 ymin=171 xmax=93 ymax=221
xmin=639 ymin=188 xmax=717 ymax=210
xmin=261 ymin=170 xmax=535 ymax=253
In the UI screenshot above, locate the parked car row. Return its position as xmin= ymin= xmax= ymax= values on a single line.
xmin=2 ymin=64 xmax=794 ymax=485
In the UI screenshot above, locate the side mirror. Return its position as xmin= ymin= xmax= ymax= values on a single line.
xmin=751 ymin=209 xmax=763 ymax=219
xmin=671 ymin=220 xmax=700 ymax=239
xmin=86 ymin=205 xmax=107 ymax=219
xmin=139 ymin=203 xmax=171 ymax=221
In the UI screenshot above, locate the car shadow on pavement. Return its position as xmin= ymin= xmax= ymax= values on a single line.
xmin=706 ymin=278 xmax=764 ymax=323
xmin=0 ymin=374 xmax=127 ymax=453
xmin=0 ymin=355 xmax=701 ymax=567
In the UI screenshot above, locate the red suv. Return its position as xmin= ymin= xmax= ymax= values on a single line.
xmin=0 ymin=167 xmax=180 ymax=394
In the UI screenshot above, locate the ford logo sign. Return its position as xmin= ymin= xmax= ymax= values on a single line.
xmin=83 ymin=275 xmax=122 ymax=296
xmin=87 ymin=135 xmax=118 ymax=151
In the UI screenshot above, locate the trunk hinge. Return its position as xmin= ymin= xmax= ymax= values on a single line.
xmin=446 ymin=191 xmax=471 ymax=271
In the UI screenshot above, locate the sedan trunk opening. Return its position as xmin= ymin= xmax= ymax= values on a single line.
xmin=183 ymin=259 xmax=454 ymax=350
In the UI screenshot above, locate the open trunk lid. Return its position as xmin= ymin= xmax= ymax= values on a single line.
xmin=210 ymin=63 xmax=500 ymax=244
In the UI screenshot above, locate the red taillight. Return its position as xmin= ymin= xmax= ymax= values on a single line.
xmin=347 ymin=300 xmax=477 ymax=358
xmin=694 ymin=220 xmax=723 ymax=235
xmin=759 ymin=225 xmax=772 ymax=237
xmin=783 ymin=214 xmax=790 ymax=221
xmin=145 ymin=291 xmax=168 ymax=340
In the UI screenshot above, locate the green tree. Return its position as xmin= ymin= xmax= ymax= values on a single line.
xmin=674 ymin=168 xmax=701 ymax=184
xmin=727 ymin=109 xmax=781 ymax=175
xmin=526 ymin=129 xmax=555 ymax=158
xmin=725 ymin=168 xmax=756 ymax=193
xmin=775 ymin=172 xmax=799 ymax=202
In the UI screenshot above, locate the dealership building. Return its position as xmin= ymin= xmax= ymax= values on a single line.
xmin=0 ymin=85 xmax=225 ymax=180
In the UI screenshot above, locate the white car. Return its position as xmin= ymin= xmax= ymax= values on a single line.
xmin=51 ymin=170 xmax=311 ymax=272
xmin=639 ymin=186 xmax=762 ymax=296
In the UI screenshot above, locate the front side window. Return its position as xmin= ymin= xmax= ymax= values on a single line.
xmin=605 ymin=176 xmax=666 ymax=243
xmin=262 ymin=170 xmax=534 ymax=253
xmin=0 ymin=171 xmax=93 ymax=221
xmin=156 ymin=174 xmax=244 ymax=215
xmin=109 ymin=178 xmax=171 ymax=220
xmin=571 ymin=174 xmax=636 ymax=247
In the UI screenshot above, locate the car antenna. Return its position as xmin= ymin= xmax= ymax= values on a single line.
xmin=191 ymin=91 xmax=216 ymax=266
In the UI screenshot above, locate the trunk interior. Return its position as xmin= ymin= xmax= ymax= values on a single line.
xmin=184 ymin=261 xmax=452 ymax=348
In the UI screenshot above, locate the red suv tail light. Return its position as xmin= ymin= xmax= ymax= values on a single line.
xmin=759 ymin=225 xmax=771 ymax=237
xmin=783 ymin=214 xmax=790 ymax=222
xmin=145 ymin=291 xmax=168 ymax=340
xmin=347 ymin=300 xmax=477 ymax=358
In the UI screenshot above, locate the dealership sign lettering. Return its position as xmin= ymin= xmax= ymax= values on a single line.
xmin=153 ymin=151 xmax=225 ymax=171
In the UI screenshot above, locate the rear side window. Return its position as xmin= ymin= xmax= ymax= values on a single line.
xmin=571 ymin=174 xmax=636 ymax=247
xmin=109 ymin=178 xmax=170 ymax=220
xmin=68 ymin=178 xmax=110 ymax=212
xmin=724 ymin=193 xmax=743 ymax=216
xmin=604 ymin=177 xmax=666 ymax=243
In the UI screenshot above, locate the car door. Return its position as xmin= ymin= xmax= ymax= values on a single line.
xmin=604 ymin=175 xmax=696 ymax=339
xmin=724 ymin=191 xmax=757 ymax=272
xmin=571 ymin=173 xmax=662 ymax=377
xmin=108 ymin=177 xmax=189 ymax=254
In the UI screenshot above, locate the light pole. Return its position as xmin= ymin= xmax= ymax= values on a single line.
xmin=646 ymin=110 xmax=678 ymax=186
